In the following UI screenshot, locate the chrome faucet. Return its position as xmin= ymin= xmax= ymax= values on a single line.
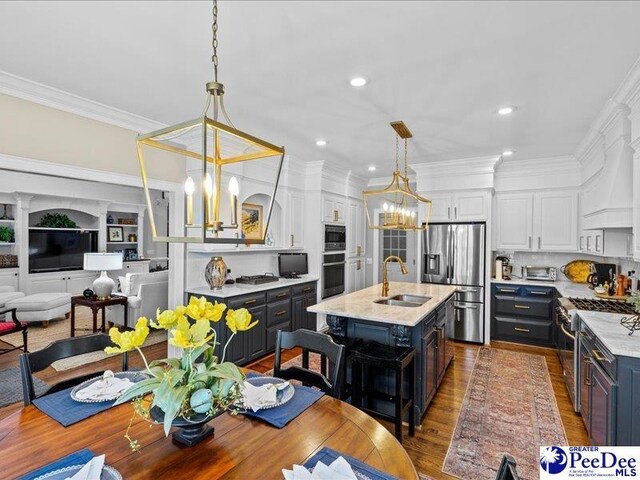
xmin=382 ymin=255 xmax=408 ymax=297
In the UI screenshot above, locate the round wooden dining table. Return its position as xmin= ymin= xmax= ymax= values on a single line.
xmin=0 ymin=395 xmax=418 ymax=479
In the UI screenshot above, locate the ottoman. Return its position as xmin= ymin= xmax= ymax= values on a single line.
xmin=5 ymin=293 xmax=72 ymax=324
xmin=0 ymin=291 xmax=25 ymax=309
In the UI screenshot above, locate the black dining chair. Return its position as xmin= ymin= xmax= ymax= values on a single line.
xmin=495 ymin=454 xmax=520 ymax=480
xmin=0 ymin=307 xmax=28 ymax=355
xmin=19 ymin=333 xmax=126 ymax=406
xmin=273 ymin=329 xmax=345 ymax=398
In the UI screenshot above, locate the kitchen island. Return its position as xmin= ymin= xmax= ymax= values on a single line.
xmin=309 ymin=282 xmax=457 ymax=424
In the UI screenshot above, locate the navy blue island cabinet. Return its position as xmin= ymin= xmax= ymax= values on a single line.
xmin=185 ymin=281 xmax=318 ymax=366
xmin=326 ymin=293 xmax=455 ymax=425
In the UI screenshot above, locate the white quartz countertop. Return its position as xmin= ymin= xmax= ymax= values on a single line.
xmin=307 ymin=282 xmax=458 ymax=327
xmin=578 ymin=311 xmax=640 ymax=359
xmin=490 ymin=277 xmax=595 ymax=298
xmin=186 ymin=275 xmax=319 ymax=298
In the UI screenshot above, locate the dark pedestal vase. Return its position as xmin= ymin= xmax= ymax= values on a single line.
xmin=149 ymin=406 xmax=221 ymax=447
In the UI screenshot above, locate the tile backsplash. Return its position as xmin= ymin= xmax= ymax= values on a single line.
xmin=493 ymin=251 xmax=640 ymax=280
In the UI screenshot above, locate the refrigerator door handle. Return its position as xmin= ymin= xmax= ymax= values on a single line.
xmin=450 ymin=225 xmax=456 ymax=283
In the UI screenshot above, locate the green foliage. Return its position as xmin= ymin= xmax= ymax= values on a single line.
xmin=628 ymin=292 xmax=640 ymax=314
xmin=0 ymin=225 xmax=13 ymax=242
xmin=36 ymin=212 xmax=78 ymax=228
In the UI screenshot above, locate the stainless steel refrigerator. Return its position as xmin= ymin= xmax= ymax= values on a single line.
xmin=422 ymin=223 xmax=485 ymax=343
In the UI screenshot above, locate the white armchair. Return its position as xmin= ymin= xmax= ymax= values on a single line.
xmin=106 ymin=271 xmax=169 ymax=327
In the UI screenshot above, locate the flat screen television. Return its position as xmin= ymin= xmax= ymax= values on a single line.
xmin=29 ymin=230 xmax=99 ymax=273
xmin=278 ymin=253 xmax=308 ymax=279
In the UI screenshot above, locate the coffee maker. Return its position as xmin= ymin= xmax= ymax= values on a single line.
xmin=496 ymin=255 xmax=512 ymax=280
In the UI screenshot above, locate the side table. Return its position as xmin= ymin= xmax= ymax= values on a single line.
xmin=70 ymin=295 xmax=129 ymax=337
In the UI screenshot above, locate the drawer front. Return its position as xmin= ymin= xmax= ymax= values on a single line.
xmin=267 ymin=287 xmax=291 ymax=303
xmin=522 ymin=286 xmax=555 ymax=298
xmin=266 ymin=321 xmax=291 ymax=351
xmin=292 ymin=282 xmax=316 ymax=297
xmin=227 ymin=292 xmax=267 ymax=309
xmin=267 ymin=299 xmax=292 ymax=327
xmin=493 ymin=284 xmax=520 ymax=296
xmin=494 ymin=316 xmax=553 ymax=343
xmin=495 ymin=297 xmax=552 ymax=318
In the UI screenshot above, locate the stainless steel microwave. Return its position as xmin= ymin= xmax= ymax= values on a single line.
xmin=324 ymin=224 xmax=346 ymax=251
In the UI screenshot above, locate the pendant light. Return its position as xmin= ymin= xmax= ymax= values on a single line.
xmin=362 ymin=121 xmax=431 ymax=231
xmin=136 ymin=0 xmax=285 ymax=244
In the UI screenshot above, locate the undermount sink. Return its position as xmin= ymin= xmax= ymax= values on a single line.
xmin=389 ymin=294 xmax=432 ymax=304
xmin=374 ymin=294 xmax=432 ymax=308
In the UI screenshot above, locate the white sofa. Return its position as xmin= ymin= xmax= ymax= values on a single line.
xmin=106 ymin=270 xmax=169 ymax=328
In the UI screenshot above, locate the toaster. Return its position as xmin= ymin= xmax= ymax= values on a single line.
xmin=522 ymin=266 xmax=557 ymax=282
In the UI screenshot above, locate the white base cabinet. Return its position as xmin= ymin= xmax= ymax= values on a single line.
xmin=347 ymin=258 xmax=365 ymax=294
xmin=0 ymin=268 xmax=19 ymax=291
xmin=29 ymin=271 xmax=99 ymax=295
xmin=495 ymin=191 xmax=578 ymax=252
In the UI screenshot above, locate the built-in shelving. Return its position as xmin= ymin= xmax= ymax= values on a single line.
xmin=107 ymin=241 xmax=138 ymax=245
xmin=0 ymin=219 xmax=15 ymax=224
xmin=29 ymin=227 xmax=100 ymax=231
xmin=0 ymin=242 xmax=16 ymax=246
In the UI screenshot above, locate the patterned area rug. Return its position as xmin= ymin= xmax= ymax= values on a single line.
xmin=0 ymin=367 xmax=48 ymax=408
xmin=442 ymin=347 xmax=567 ymax=480
xmin=266 ymin=352 xmax=323 ymax=376
xmin=2 ymin=313 xmax=165 ymax=371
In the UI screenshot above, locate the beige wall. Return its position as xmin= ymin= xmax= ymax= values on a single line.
xmin=0 ymin=93 xmax=185 ymax=182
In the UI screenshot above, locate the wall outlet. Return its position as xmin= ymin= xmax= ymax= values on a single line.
xmin=366 ymin=257 xmax=373 ymax=265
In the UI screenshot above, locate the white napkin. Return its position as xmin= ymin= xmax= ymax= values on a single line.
xmin=74 ymin=370 xmax=134 ymax=401
xmin=283 ymin=456 xmax=357 ymax=480
xmin=241 ymin=381 xmax=279 ymax=412
xmin=65 ymin=454 xmax=105 ymax=480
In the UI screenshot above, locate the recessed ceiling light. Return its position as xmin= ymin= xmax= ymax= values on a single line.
xmin=315 ymin=139 xmax=327 ymax=147
xmin=497 ymin=106 xmax=517 ymax=115
xmin=350 ymin=77 xmax=368 ymax=87
xmin=502 ymin=150 xmax=514 ymax=156
xmin=368 ymin=166 xmax=376 ymax=171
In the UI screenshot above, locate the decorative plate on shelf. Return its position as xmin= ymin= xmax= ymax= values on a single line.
xmin=33 ymin=464 xmax=122 ymax=480
xmin=560 ymin=260 xmax=594 ymax=283
xmin=235 ymin=376 xmax=295 ymax=411
xmin=70 ymin=371 xmax=149 ymax=404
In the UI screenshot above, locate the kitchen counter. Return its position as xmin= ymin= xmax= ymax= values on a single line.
xmin=490 ymin=277 xmax=594 ymax=298
xmin=187 ymin=275 xmax=319 ymax=298
xmin=308 ymin=281 xmax=458 ymax=327
xmin=578 ymin=311 xmax=640 ymax=359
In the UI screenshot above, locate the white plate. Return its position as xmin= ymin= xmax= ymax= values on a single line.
xmin=238 ymin=376 xmax=295 ymax=411
xmin=70 ymin=371 xmax=149 ymax=404
xmin=33 ymin=464 xmax=122 ymax=480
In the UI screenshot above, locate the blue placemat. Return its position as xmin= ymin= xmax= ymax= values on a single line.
xmin=33 ymin=385 xmax=116 ymax=427
xmin=242 ymin=373 xmax=324 ymax=428
xmin=18 ymin=448 xmax=94 ymax=480
xmin=304 ymin=447 xmax=399 ymax=480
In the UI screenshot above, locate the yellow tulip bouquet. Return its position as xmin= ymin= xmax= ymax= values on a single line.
xmin=106 ymin=296 xmax=257 ymax=450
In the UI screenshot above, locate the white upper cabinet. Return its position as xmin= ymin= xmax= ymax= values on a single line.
xmin=425 ymin=192 xmax=488 ymax=222
xmin=323 ymin=194 xmax=345 ymax=223
xmin=534 ymin=191 xmax=578 ymax=251
xmin=495 ymin=193 xmax=533 ymax=250
xmin=495 ymin=191 xmax=578 ymax=252
xmin=347 ymin=199 xmax=365 ymax=258
xmin=287 ymin=192 xmax=305 ymax=248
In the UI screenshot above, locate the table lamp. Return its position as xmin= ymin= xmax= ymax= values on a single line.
xmin=84 ymin=253 xmax=123 ymax=300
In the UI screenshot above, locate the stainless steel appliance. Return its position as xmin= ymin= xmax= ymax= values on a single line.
xmin=522 ymin=266 xmax=557 ymax=281
xmin=322 ymin=252 xmax=346 ymax=298
xmin=324 ymin=225 xmax=346 ymax=252
xmin=556 ymin=296 xmax=635 ymax=412
xmin=422 ymin=222 xmax=485 ymax=343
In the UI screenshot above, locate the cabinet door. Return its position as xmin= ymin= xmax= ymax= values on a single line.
xmin=436 ymin=324 xmax=446 ymax=385
xmin=589 ymin=362 xmax=617 ymax=446
xmin=346 ymin=259 xmax=357 ymax=294
xmin=335 ymin=198 xmax=346 ymax=223
xmin=454 ymin=192 xmax=488 ymax=221
xmin=426 ymin=194 xmax=453 ymax=222
xmin=304 ymin=293 xmax=317 ymax=331
xmin=322 ymin=196 xmax=335 ymax=222
xmin=495 ymin=194 xmax=533 ymax=250
xmin=580 ymin=347 xmax=591 ymax=432
xmin=29 ymin=275 xmax=67 ymax=295
xmin=347 ymin=201 xmax=359 ymax=257
xmin=288 ymin=192 xmax=305 ymax=248
xmin=534 ymin=192 xmax=578 ymax=251
xmin=356 ymin=259 xmax=365 ymax=291
xmin=245 ymin=306 xmax=267 ymax=362
xmin=67 ymin=272 xmax=99 ymax=295
xmin=357 ymin=202 xmax=365 ymax=257
xmin=0 ymin=269 xmax=19 ymax=290
xmin=292 ymin=296 xmax=304 ymax=331
xmin=423 ymin=331 xmax=438 ymax=404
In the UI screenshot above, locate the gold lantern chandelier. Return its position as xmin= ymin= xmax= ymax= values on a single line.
xmin=136 ymin=0 xmax=285 ymax=244
xmin=362 ymin=121 xmax=431 ymax=231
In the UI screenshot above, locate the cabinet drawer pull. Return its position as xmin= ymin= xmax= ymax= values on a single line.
xmin=302 ymin=287 xmax=312 ymax=293
xmin=514 ymin=304 xmax=530 ymax=309
xmin=276 ymin=292 xmax=288 ymax=298
xmin=244 ymin=299 xmax=257 ymax=306
xmin=530 ymin=291 xmax=547 ymax=295
xmin=499 ymin=288 xmax=516 ymax=293
xmin=275 ymin=310 xmax=287 ymax=316
xmin=514 ymin=327 xmax=530 ymax=333
xmin=592 ymin=349 xmax=607 ymax=362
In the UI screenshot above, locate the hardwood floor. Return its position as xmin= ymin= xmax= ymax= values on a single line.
xmin=0 ymin=325 xmax=588 ymax=479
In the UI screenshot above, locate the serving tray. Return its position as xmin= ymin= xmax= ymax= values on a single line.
xmin=560 ymin=259 xmax=593 ymax=284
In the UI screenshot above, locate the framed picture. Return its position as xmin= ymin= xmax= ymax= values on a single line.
xmin=108 ymin=226 xmax=124 ymax=242
xmin=241 ymin=203 xmax=263 ymax=240
xmin=125 ymin=248 xmax=138 ymax=261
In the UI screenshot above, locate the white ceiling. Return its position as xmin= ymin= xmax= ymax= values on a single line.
xmin=1 ymin=1 xmax=640 ymax=177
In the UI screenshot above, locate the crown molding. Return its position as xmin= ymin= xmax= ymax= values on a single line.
xmin=411 ymin=155 xmax=502 ymax=177
xmin=0 ymin=69 xmax=165 ymax=133
xmin=495 ymin=156 xmax=579 ymax=178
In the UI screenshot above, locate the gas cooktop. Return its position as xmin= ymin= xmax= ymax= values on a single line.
xmin=235 ymin=274 xmax=279 ymax=285
xmin=564 ymin=297 xmax=636 ymax=315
